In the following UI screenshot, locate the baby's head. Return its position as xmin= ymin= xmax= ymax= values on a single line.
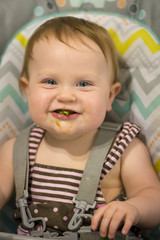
xmin=20 ymin=16 xmax=119 ymax=85
xmin=20 ymin=16 xmax=121 ymax=136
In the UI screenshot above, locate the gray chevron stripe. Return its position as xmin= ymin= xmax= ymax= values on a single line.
xmin=129 ymin=68 xmax=160 ymax=94
xmin=7 ymin=44 xmax=24 ymax=65
xmin=0 ymin=61 xmax=20 ymax=80
xmin=0 ymin=106 xmax=32 ymax=131
xmin=118 ymin=67 xmax=159 ymax=98
xmin=137 ymin=116 xmax=160 ymax=138
xmin=126 ymin=46 xmax=160 ymax=72
xmin=4 ymin=40 xmax=24 ymax=59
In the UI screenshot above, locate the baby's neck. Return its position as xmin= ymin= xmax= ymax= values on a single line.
xmin=44 ymin=130 xmax=97 ymax=156
xmin=36 ymin=130 xmax=98 ymax=170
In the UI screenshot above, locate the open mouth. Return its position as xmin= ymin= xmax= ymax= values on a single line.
xmin=55 ymin=109 xmax=76 ymax=116
xmin=52 ymin=109 xmax=79 ymax=119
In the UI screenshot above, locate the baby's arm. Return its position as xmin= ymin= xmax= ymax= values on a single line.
xmin=92 ymin=137 xmax=160 ymax=238
xmin=0 ymin=138 xmax=15 ymax=209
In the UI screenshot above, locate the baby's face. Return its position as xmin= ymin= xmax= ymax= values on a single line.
xmin=22 ymin=35 xmax=119 ymax=140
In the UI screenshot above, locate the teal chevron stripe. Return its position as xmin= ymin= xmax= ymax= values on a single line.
xmin=112 ymin=99 xmax=130 ymax=117
xmin=0 ymin=84 xmax=28 ymax=113
xmin=113 ymin=90 xmax=160 ymax=120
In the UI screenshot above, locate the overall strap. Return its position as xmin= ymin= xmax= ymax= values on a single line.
xmin=68 ymin=122 xmax=122 ymax=232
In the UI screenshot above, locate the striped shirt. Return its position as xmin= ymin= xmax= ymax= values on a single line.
xmin=28 ymin=122 xmax=140 ymax=207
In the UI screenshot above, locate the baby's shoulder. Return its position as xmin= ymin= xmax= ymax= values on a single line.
xmin=121 ymin=136 xmax=152 ymax=175
xmin=122 ymin=136 xmax=147 ymax=159
xmin=0 ymin=137 xmax=16 ymax=160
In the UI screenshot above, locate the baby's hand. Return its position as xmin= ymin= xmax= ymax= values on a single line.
xmin=91 ymin=201 xmax=141 ymax=239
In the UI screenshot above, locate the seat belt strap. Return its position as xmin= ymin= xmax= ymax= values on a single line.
xmin=13 ymin=124 xmax=33 ymax=202
xmin=13 ymin=125 xmax=46 ymax=230
xmin=68 ymin=122 xmax=122 ymax=231
xmin=76 ymin=122 xmax=121 ymax=205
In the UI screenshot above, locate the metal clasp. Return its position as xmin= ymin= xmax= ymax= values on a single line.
xmin=17 ymin=190 xmax=46 ymax=236
xmin=68 ymin=197 xmax=96 ymax=231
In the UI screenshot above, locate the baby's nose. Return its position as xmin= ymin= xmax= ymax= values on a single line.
xmin=56 ymin=87 xmax=77 ymax=102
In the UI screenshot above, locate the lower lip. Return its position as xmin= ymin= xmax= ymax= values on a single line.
xmin=51 ymin=112 xmax=79 ymax=120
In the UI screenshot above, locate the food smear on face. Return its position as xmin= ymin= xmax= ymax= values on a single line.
xmin=56 ymin=120 xmax=73 ymax=134
xmin=56 ymin=121 xmax=61 ymax=127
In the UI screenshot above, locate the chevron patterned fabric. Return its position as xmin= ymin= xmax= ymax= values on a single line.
xmin=0 ymin=12 xmax=160 ymax=176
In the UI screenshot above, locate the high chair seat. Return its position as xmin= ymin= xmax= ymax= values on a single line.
xmin=0 ymin=12 xmax=160 ymax=239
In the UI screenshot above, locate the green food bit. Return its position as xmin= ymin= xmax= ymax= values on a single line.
xmin=62 ymin=110 xmax=70 ymax=116
xmin=56 ymin=110 xmax=72 ymax=116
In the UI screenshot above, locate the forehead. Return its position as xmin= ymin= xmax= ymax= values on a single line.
xmin=28 ymin=34 xmax=113 ymax=83
xmin=32 ymin=33 xmax=102 ymax=53
xmin=31 ymin=34 xmax=107 ymax=64
xmin=31 ymin=33 xmax=111 ymax=68
xmin=31 ymin=34 xmax=111 ymax=69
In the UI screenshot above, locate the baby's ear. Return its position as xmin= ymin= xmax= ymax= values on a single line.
xmin=20 ymin=77 xmax=29 ymax=97
xmin=107 ymin=82 xmax=121 ymax=112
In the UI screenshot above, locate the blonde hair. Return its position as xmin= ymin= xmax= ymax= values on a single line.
xmin=20 ymin=16 xmax=119 ymax=83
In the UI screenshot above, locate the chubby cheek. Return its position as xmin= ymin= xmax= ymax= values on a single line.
xmin=83 ymin=96 xmax=107 ymax=128
xmin=27 ymin=93 xmax=48 ymax=124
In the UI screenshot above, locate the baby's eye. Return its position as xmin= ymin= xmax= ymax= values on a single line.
xmin=77 ymin=81 xmax=91 ymax=87
xmin=45 ymin=79 xmax=57 ymax=85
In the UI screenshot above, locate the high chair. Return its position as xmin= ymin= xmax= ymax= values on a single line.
xmin=0 ymin=10 xmax=160 ymax=240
